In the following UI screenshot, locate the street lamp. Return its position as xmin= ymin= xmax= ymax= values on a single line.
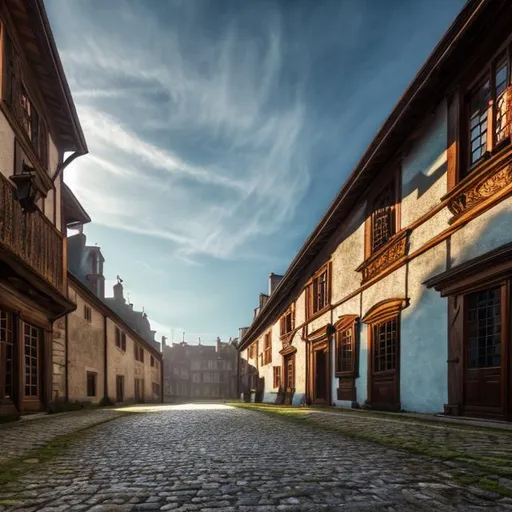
xmin=11 ymin=163 xmax=42 ymax=213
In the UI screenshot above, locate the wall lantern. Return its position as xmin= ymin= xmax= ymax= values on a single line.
xmin=11 ymin=163 xmax=41 ymax=213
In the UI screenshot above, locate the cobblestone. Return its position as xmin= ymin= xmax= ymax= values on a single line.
xmin=0 ymin=404 xmax=511 ymax=510
xmin=0 ymin=409 xmax=124 ymax=467
xmin=304 ymin=409 xmax=512 ymax=459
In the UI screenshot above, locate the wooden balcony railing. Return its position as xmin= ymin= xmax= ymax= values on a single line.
xmin=0 ymin=173 xmax=64 ymax=293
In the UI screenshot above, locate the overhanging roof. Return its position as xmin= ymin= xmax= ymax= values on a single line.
xmin=6 ymin=0 xmax=87 ymax=154
xmin=239 ymin=0 xmax=508 ymax=351
xmin=62 ymin=183 xmax=91 ymax=227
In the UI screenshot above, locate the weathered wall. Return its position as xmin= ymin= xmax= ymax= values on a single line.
xmin=67 ymin=284 xmax=105 ymax=403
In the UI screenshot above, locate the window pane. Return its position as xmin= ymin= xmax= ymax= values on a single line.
xmin=371 ymin=183 xmax=395 ymax=252
xmin=373 ymin=318 xmax=397 ymax=372
xmin=466 ymin=288 xmax=501 ymax=369
xmin=468 ymin=80 xmax=490 ymax=166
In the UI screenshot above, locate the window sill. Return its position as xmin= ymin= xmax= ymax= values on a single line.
xmin=356 ymin=230 xmax=410 ymax=284
xmin=307 ymin=304 xmax=331 ymax=322
xmin=445 ymin=143 xmax=512 ymax=223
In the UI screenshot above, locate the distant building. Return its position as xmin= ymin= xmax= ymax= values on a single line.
xmin=61 ymin=225 xmax=163 ymax=405
xmin=163 ymin=338 xmax=238 ymax=400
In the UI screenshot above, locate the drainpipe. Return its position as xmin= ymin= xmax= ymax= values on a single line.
xmin=103 ymin=315 xmax=108 ymax=401
xmin=52 ymin=151 xmax=84 ymax=182
xmin=64 ymin=315 xmax=69 ymax=401
xmin=160 ymin=354 xmax=164 ymax=404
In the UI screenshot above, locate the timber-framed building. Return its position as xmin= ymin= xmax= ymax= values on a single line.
xmin=0 ymin=0 xmax=87 ymax=418
xmin=238 ymin=0 xmax=512 ymax=421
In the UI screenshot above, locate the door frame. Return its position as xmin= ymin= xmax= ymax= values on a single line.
xmin=362 ymin=298 xmax=408 ymax=412
xmin=306 ymin=326 xmax=331 ymax=406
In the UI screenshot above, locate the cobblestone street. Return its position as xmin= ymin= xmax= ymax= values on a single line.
xmin=1 ymin=404 xmax=512 ymax=511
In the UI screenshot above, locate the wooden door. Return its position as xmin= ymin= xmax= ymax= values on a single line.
xmin=369 ymin=317 xmax=400 ymax=411
xmin=463 ymin=287 xmax=504 ymax=418
xmin=0 ymin=311 xmax=16 ymax=413
xmin=313 ymin=347 xmax=329 ymax=403
xmin=284 ymin=355 xmax=295 ymax=390
xmin=116 ymin=375 xmax=124 ymax=403
xmin=22 ymin=322 xmax=43 ymax=412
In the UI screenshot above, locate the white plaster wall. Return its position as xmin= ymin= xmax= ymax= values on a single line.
xmin=400 ymin=244 xmax=448 ymax=413
xmin=361 ymin=265 xmax=407 ymax=317
xmin=401 ymin=101 xmax=447 ymax=227
xmin=356 ymin=323 xmax=369 ymax=405
xmin=333 ymin=295 xmax=360 ymax=320
xmin=408 ymin=207 xmax=451 ymax=254
xmin=331 ymin=203 xmax=366 ymax=304
xmin=451 ymin=196 xmax=512 ymax=266
xmin=295 ymin=290 xmax=306 ymax=326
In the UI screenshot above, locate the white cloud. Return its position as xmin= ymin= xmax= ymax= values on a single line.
xmin=56 ymin=0 xmax=311 ymax=262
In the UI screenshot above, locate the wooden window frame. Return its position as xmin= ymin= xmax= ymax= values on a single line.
xmin=115 ymin=327 xmax=126 ymax=352
xmin=0 ymin=310 xmax=15 ymax=401
xmin=2 ymin=31 xmax=49 ymax=171
xmin=460 ymin=41 xmax=512 ymax=179
xmin=273 ymin=366 xmax=281 ymax=388
xmin=364 ymin=169 xmax=401 ymax=261
xmin=84 ymin=305 xmax=92 ymax=323
xmin=424 ymin=242 xmax=512 ymax=418
xmin=263 ymin=331 xmax=272 ymax=366
xmin=334 ymin=315 xmax=359 ymax=378
xmin=280 ymin=304 xmax=295 ymax=338
xmin=86 ymin=372 xmax=97 ymax=398
xmin=306 ymin=263 xmax=332 ymax=320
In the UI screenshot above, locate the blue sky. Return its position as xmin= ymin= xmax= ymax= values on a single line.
xmin=46 ymin=0 xmax=465 ymax=345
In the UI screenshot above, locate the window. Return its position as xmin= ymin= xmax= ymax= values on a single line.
xmin=248 ymin=343 xmax=256 ymax=360
xmin=273 ymin=366 xmax=281 ymax=388
xmin=280 ymin=305 xmax=294 ymax=337
xmin=84 ymin=305 xmax=92 ymax=323
xmin=3 ymin=35 xmax=48 ymax=167
xmin=307 ymin=264 xmax=331 ymax=318
xmin=115 ymin=327 xmax=126 ymax=351
xmin=0 ymin=311 xmax=14 ymax=400
xmin=263 ymin=332 xmax=272 ymax=365
xmin=151 ymin=355 xmax=155 ymax=367
xmin=372 ymin=318 xmax=398 ymax=373
xmin=335 ymin=316 xmax=359 ymax=376
xmin=24 ymin=323 xmax=39 ymax=397
xmin=87 ymin=372 xmax=97 ymax=397
xmin=192 ymin=373 xmax=201 ymax=383
xmin=371 ymin=182 xmax=396 ymax=253
xmin=134 ymin=345 xmax=144 ymax=363
xmin=466 ymin=288 xmax=501 ymax=368
xmin=134 ymin=378 xmax=144 ymax=402
xmin=465 ymin=51 xmax=511 ymax=173
xmin=116 ymin=375 xmax=124 ymax=403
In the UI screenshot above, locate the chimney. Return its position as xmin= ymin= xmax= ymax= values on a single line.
xmin=259 ymin=293 xmax=269 ymax=309
xmin=239 ymin=327 xmax=249 ymax=340
xmin=129 ymin=303 xmax=133 ymax=310
xmin=269 ymin=273 xmax=284 ymax=295
xmin=161 ymin=336 xmax=167 ymax=351
xmin=113 ymin=281 xmax=124 ymax=302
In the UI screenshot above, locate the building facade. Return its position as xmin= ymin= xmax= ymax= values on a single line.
xmin=56 ymin=222 xmax=164 ymax=405
xmin=163 ymin=338 xmax=238 ymax=401
xmin=0 ymin=0 xmax=87 ymax=418
xmin=238 ymin=0 xmax=512 ymax=421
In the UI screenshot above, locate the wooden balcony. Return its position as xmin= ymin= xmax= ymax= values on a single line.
xmin=0 ymin=172 xmax=64 ymax=295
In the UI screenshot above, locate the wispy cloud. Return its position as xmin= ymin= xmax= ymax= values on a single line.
xmin=56 ymin=0 xmax=310 ymax=263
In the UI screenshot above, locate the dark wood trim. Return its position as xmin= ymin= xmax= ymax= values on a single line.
xmin=334 ymin=315 xmax=359 ymax=378
xmin=361 ymin=298 xmax=409 ymax=325
xmin=424 ymin=240 xmax=512 ymax=296
xmin=366 ymin=310 xmax=402 ymax=411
